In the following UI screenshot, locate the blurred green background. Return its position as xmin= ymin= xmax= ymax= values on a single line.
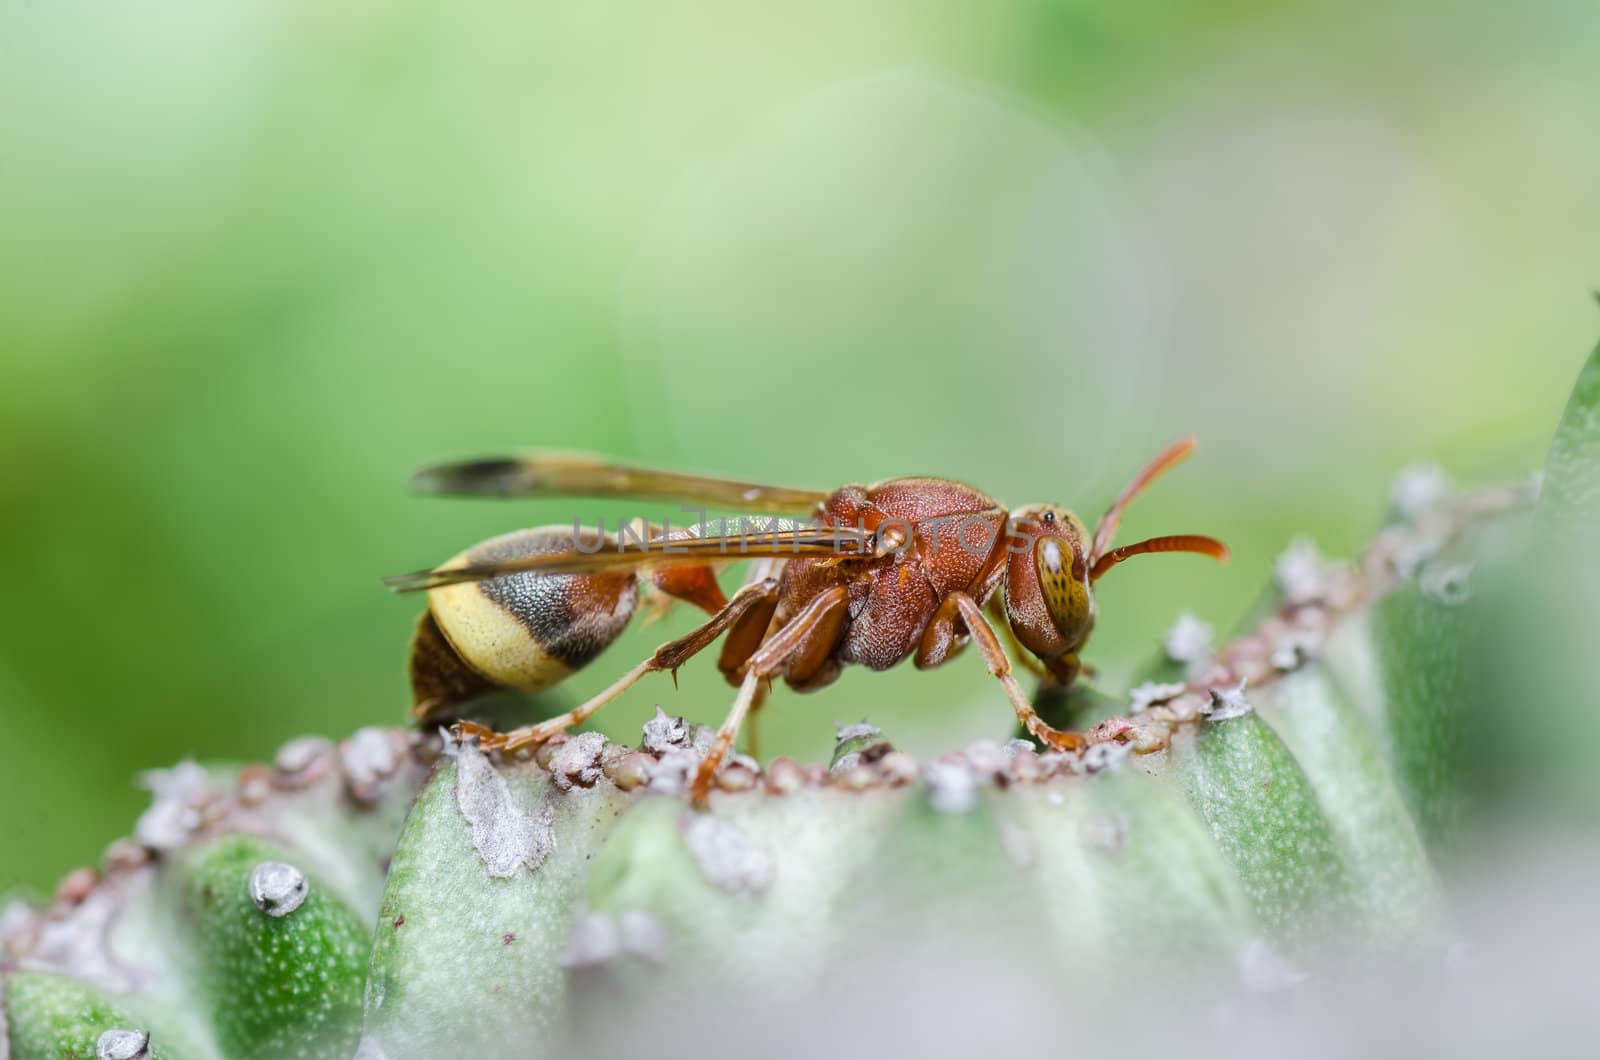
xmin=2 ymin=0 xmax=1596 ymax=891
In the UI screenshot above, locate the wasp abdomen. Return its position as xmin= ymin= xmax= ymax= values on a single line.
xmin=413 ymin=526 xmax=638 ymax=711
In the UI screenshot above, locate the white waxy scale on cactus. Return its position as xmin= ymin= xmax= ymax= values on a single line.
xmin=831 ymin=765 xmax=876 ymax=791
xmin=273 ymin=735 xmax=334 ymax=777
xmin=923 ymin=761 xmax=979 ymax=814
xmin=830 ymin=719 xmax=887 ymax=772
xmin=833 ymin=720 xmax=882 ymax=744
xmin=679 ymin=812 xmax=774 ymax=893
xmin=725 ymin=751 xmax=761 ymax=774
xmin=1081 ymin=741 xmax=1130 ymax=773
xmin=641 ymin=706 xmax=691 ymax=754
xmin=1274 ymin=537 xmax=1332 ymax=606
xmin=832 ymin=723 xmax=883 ymax=746
xmin=1165 ymin=611 xmax=1215 ymax=667
xmin=1269 ymin=628 xmax=1324 ymax=672
xmin=95 ymin=1028 xmax=150 ymax=1060
xmin=877 ymin=751 xmax=920 ymax=787
xmin=547 ymin=732 xmax=606 ymax=791
xmin=1203 ymin=680 xmax=1253 ymax=722
xmin=963 ymin=739 xmax=1008 ymax=780
xmin=248 ymin=860 xmax=309 ymax=917
xmin=133 ymin=760 xmax=214 ymax=851
xmin=645 ymin=749 xmax=701 ymax=795
xmin=341 ymin=726 xmax=402 ymax=802
xmin=1130 ymin=680 xmax=1188 ymax=715
xmin=1389 ymin=461 xmax=1453 ymax=522
xmin=1 ymin=897 xmax=35 ymax=953
xmin=763 ymin=756 xmax=806 ymax=794
xmin=444 ymin=734 xmax=554 ymax=877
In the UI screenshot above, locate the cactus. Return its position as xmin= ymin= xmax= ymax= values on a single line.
xmin=3 ymin=342 xmax=1596 ymax=1060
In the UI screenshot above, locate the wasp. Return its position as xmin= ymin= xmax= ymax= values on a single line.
xmin=385 ymin=438 xmax=1227 ymax=803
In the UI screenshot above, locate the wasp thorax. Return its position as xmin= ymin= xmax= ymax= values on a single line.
xmin=409 ymin=527 xmax=638 ymax=718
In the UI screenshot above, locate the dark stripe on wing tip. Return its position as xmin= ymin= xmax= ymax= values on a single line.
xmin=383 ymin=568 xmax=455 ymax=593
xmin=408 ymin=457 xmax=527 ymax=496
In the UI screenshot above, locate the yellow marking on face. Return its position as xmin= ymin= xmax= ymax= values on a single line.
xmin=1036 ymin=537 xmax=1091 ymax=639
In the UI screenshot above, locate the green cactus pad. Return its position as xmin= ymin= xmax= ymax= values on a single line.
xmin=5 ymin=972 xmax=176 ymax=1060
xmin=173 ymin=836 xmax=368 ymax=1060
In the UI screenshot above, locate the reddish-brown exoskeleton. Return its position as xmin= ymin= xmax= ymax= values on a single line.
xmin=386 ymin=438 xmax=1227 ymax=804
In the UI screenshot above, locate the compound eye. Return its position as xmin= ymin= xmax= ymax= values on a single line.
xmin=1034 ymin=537 xmax=1089 ymax=638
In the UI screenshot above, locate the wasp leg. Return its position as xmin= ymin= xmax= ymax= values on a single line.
xmin=1035 ymin=651 xmax=1097 ymax=685
xmin=719 ymin=558 xmax=784 ymax=760
xmin=464 ymin=578 xmax=779 ymax=754
xmin=743 ymin=678 xmax=772 ymax=761
xmin=947 ymin=592 xmax=1086 ymax=752
xmin=911 ymin=594 xmax=972 ymax=670
xmin=917 ymin=593 xmax=1054 ymax=685
xmin=984 ymin=595 xmax=1050 ymax=681
xmin=690 ymin=585 xmax=849 ymax=806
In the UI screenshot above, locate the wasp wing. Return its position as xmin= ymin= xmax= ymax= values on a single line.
xmin=384 ymin=521 xmax=868 ymax=593
xmin=408 ymin=451 xmax=831 ymax=515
